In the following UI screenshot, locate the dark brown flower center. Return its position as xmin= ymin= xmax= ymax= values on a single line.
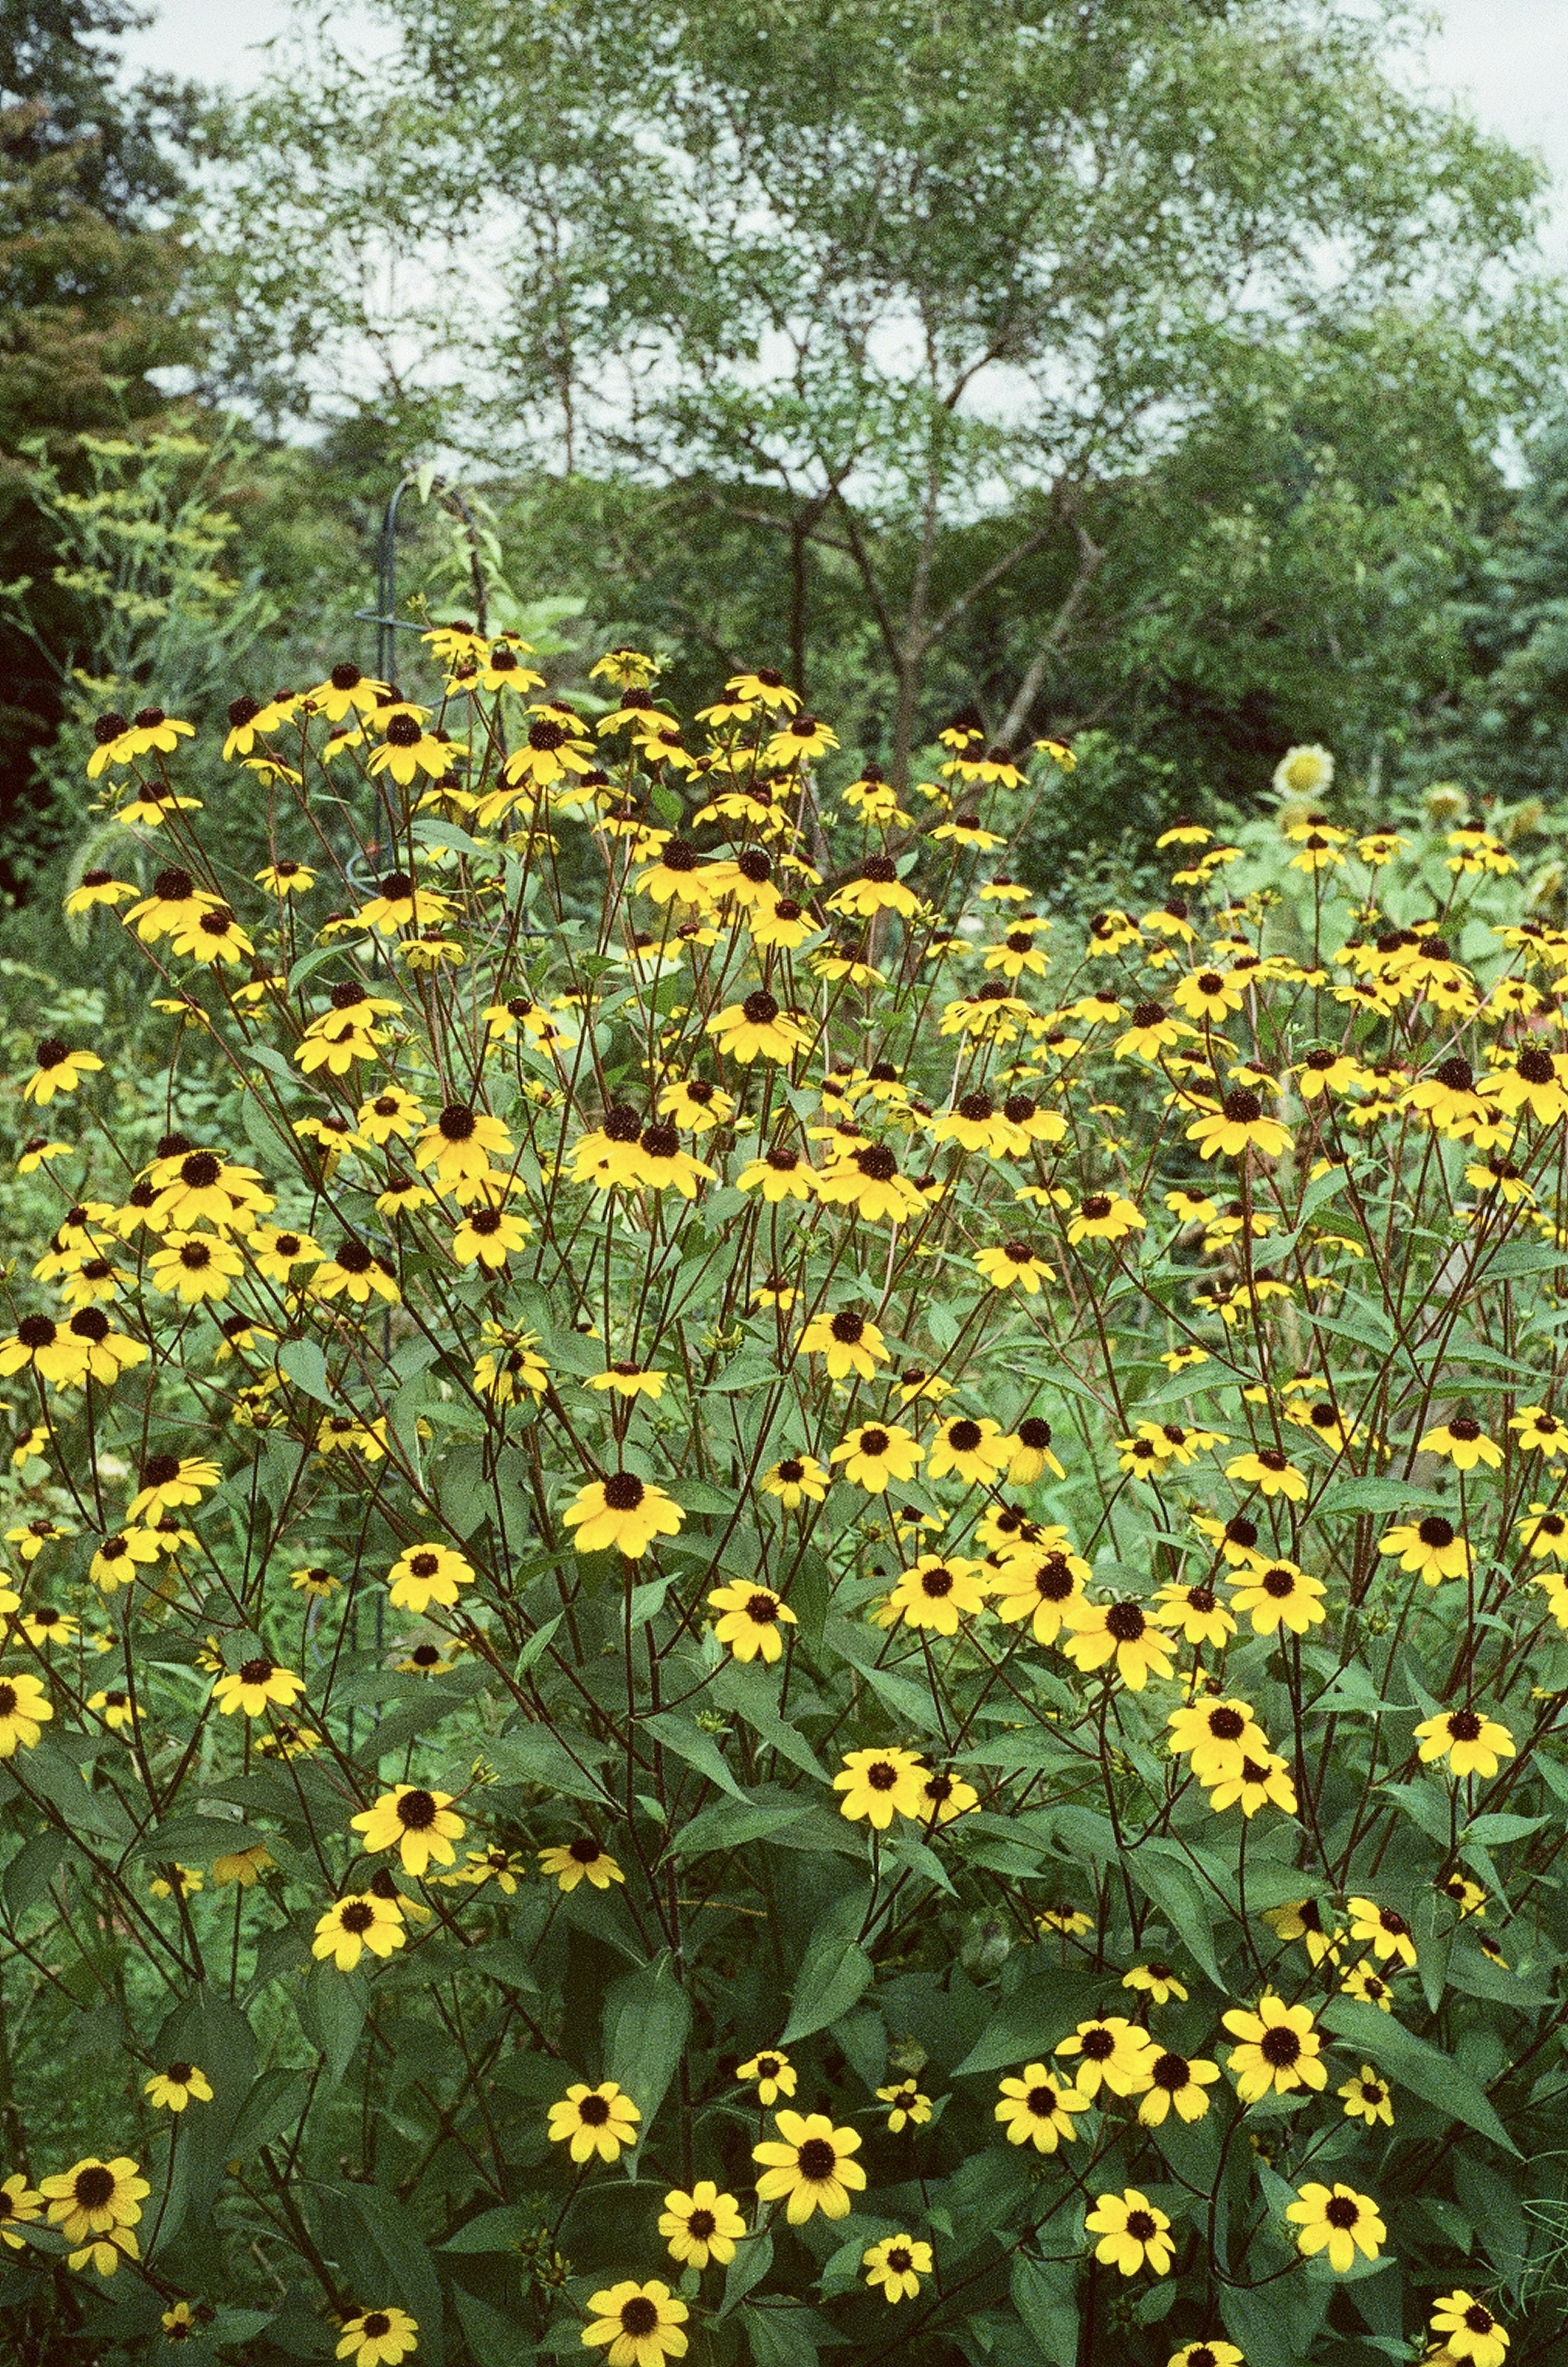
xmin=73 ymin=2166 xmax=116 ymax=2209
xmin=796 ymin=2137 xmax=838 ymax=2180
xmin=396 ymin=1789 xmax=437 ymax=1830
xmin=603 ymin=1472 xmax=647 ymax=1512
xmin=1259 ymin=2026 xmax=1300 ymax=2066
xmin=1105 ymin=1600 xmax=1146 ymax=1641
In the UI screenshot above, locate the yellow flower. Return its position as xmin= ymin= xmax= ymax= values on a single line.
xmin=998 ymin=2064 xmax=1088 ymax=2158
xmin=1054 ymin=2015 xmax=1156 ymax=2100
xmin=1346 ymin=1896 xmax=1418 ymax=1966
xmin=539 ymin=1839 xmax=625 ymax=1892
xmin=927 ymin=1414 xmax=1012 ymax=1486
xmin=833 ymin=1745 xmax=927 ymax=1828
xmin=795 ymin=1308 xmax=888 ymax=1379
xmin=1227 ymin=1557 xmax=1326 ymax=1637
xmin=1067 ymin=1192 xmax=1145 ymax=1244
xmin=386 ymin=1542 xmax=475 ymax=1614
xmin=974 ymin=1240 xmax=1056 ymax=1292
xmin=708 ymin=1580 xmax=797 ymax=1662
xmin=148 ymin=1230 xmax=245 ymax=1303
xmin=21 ymin=1038 xmax=104 ymax=1103
xmin=212 ymin=1656 xmax=306 ymax=1717
xmin=1061 ymin=1596 xmax=1176 ymax=1690
xmin=883 ymin=1553 xmax=987 ymax=1635
xmin=336 ymin=2305 xmax=420 ymax=2365
xmin=549 ymin=2081 xmax=641 ymax=2164
xmin=829 ymin=1422 xmax=924 ymax=1491
xmin=1380 ymin=1512 xmax=1471 ymax=1584
xmin=753 ymin=2109 xmax=864 ymax=2222
xmin=350 ymin=1784 xmax=465 ymax=1876
xmin=657 ymin=2181 xmax=745 ymax=2269
xmin=313 ymin=1892 xmax=407 ymax=1970
xmin=580 ymin=2279 xmax=687 ymax=2366
xmin=862 ymin=2233 xmax=932 ymax=2303
xmin=585 ymin=1364 xmax=668 ymax=1400
xmin=1414 ymin=1707 xmax=1516 ymax=1779
xmin=1510 ymin=1405 xmax=1568 ymax=1458
xmin=1122 ymin=1962 xmax=1188 ymax=2006
xmin=1429 ymin=2290 xmax=1509 ymax=2367
xmin=40 ymin=2156 xmax=149 ymax=2275
xmin=705 ymin=990 xmax=809 ymax=1065
xmin=1338 ymin=2065 xmax=1394 ymax=2127
xmin=144 ymin=2062 xmax=213 ymax=2111
xmin=1204 ymin=1747 xmax=1298 ymax=1817
xmin=564 ymin=1473 xmax=684 ymax=1558
xmin=0 ymin=2171 xmax=42 ymax=2249
xmin=759 ymin=1455 xmax=830 ymax=1507
xmin=1340 ymin=1963 xmax=1396 ymax=2010
xmin=1285 ymin=2181 xmax=1384 ymax=2273
xmin=737 ymin=2048 xmax=796 ymax=2105
xmin=1223 ymin=1446 xmax=1308 ymax=1501
xmin=913 ymin=1766 xmax=979 ymax=1823
xmin=1083 ymin=2189 xmax=1173 ymax=2276
xmin=876 ymin=2079 xmax=932 ymax=2132
xmin=0 ymin=1669 xmax=54 ymax=1754
xmin=1221 ymin=1993 xmax=1326 ymax=2101
xmin=1419 ymin=1416 xmax=1502 ymax=1471
xmin=991 ymin=1542 xmax=1090 ymax=1643
xmin=1154 ymin=1580 xmax=1236 ymax=1648
xmin=1136 ymin=2050 xmax=1220 ymax=2125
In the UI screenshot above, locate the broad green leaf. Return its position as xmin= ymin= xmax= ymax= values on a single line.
xmin=780 ymin=1934 xmax=874 ymax=2044
xmin=644 ymin=1710 xmax=747 ymax=1801
xmin=603 ymin=1951 xmax=692 ymax=2136
xmin=952 ymin=1968 xmax=1098 ymax=2077
xmin=1321 ymin=1996 xmax=1518 ymax=2153
xmin=278 ymin=1337 xmax=334 ymax=1404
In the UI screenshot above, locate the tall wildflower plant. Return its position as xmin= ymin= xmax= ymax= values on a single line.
xmin=0 ymin=663 xmax=1564 ymax=2367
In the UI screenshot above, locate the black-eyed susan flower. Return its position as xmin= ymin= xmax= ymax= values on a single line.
xmin=876 ymin=2079 xmax=932 ymax=2132
xmin=415 ymin=1101 xmax=514 ymax=1188
xmin=1341 ymin=1963 xmax=1395 ymax=2010
xmin=581 ymin=2279 xmax=686 ymax=2365
xmin=539 ymin=1839 xmax=625 ymax=1892
xmin=882 ymin=1553 xmax=987 ymax=1635
xmin=862 ymin=2233 xmax=931 ymax=2303
xmin=0 ymin=2172 xmax=42 ymax=2248
xmin=148 ymin=1231 xmax=245 ymax=1303
xmin=833 ymin=1745 xmax=925 ymax=1828
xmin=657 ymin=2182 xmax=744 ymax=2270
xmin=990 ymin=1543 xmax=1090 ymax=1642
xmin=212 ymin=1843 xmax=274 ymax=1887
xmin=473 ymin=1326 xmax=548 ymax=1402
xmin=0 ymin=1671 xmax=53 ymax=1756
xmin=753 ymin=2109 xmax=864 ymax=2222
xmin=1379 ymin=1512 xmax=1471 ymax=1585
xmin=1055 ymin=2015 xmax=1156 ymax=2100
xmin=1221 ymin=1993 xmax=1326 ymax=2101
xmin=21 ymin=1039 xmax=104 ymax=1103
xmin=1203 ymin=1747 xmax=1298 ymax=1817
xmin=1285 ymin=2181 xmax=1384 ymax=2273
xmin=1067 ymin=1192 xmax=1145 ymax=1244
xmin=912 ymin=1767 xmax=979 ymax=1824
xmin=1136 ymin=2049 xmax=1220 ymax=2125
xmin=1510 ymin=1406 xmax=1568 ymax=1458
xmin=830 ymin=1422 xmax=923 ymax=1492
xmin=1338 ymin=2065 xmax=1394 ymax=2127
xmin=548 ymin=2080 xmax=641 ymax=2164
xmin=737 ymin=1143 xmax=819 ymax=1201
xmin=758 ymin=1455 xmax=829 ymax=1508
xmin=585 ymin=1362 xmax=668 ymax=1402
xmin=1415 ymin=1706 xmax=1516 ymax=1779
xmin=1168 ymin=2346 xmax=1243 ymax=2367
xmin=386 ymin=1542 xmax=475 ymax=1614
xmin=564 ymin=1472 xmax=683 ymax=1558
xmin=708 ymin=1580 xmax=796 ymax=1663
xmin=1428 ymin=2291 xmax=1509 ymax=2367
xmin=144 ymin=2062 xmax=213 ymax=2112
xmin=212 ymin=1656 xmax=305 ymax=1717
xmin=1419 ymin=1413 xmax=1502 ymax=1471
xmin=1084 ymin=2189 xmax=1173 ymax=2276
xmin=706 ymin=990 xmax=809 ymax=1065
xmin=737 ymin=2048 xmax=795 ymax=2105
xmin=1154 ymin=1580 xmax=1236 ymax=1648
xmin=927 ymin=1415 xmax=1011 ymax=1485
xmin=335 ymin=2305 xmax=420 ymax=2365
xmin=974 ymin=1240 xmax=1056 ymax=1292
xmin=1035 ymin=1904 xmax=1094 ymax=1937
xmin=40 ymin=2155 xmax=149 ymax=2275
xmin=1062 ymin=1596 xmax=1176 ymax=1690
xmin=350 ymin=1784 xmax=464 ymax=1877
xmin=1346 ymin=1897 xmax=1418 ymax=1965
xmin=993 ymin=2063 xmax=1086 ymax=2151
xmin=1227 ymin=1557 xmax=1326 ymax=1637
xmin=1003 ymin=1415 xmax=1065 ymax=1485
xmin=795 ymin=1308 xmax=887 ymax=1379
xmin=1122 ymin=1961 xmax=1188 ymax=2006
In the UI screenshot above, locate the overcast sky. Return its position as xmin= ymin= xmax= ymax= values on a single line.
xmin=120 ymin=0 xmax=1568 ymax=234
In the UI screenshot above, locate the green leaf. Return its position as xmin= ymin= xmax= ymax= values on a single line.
xmin=300 ymin=1961 xmax=368 ymax=2089
xmin=781 ymin=1934 xmax=875 ymax=2044
xmin=1009 ymin=2258 xmax=1077 ymax=2365
xmin=1321 ymin=1996 xmax=1518 ymax=2153
xmin=671 ymin=1799 xmax=810 ymax=1857
xmin=278 ymin=1337 xmax=334 ymax=1405
xmin=225 ymin=2069 xmax=312 ymax=2163
xmin=452 ymin=2287 xmax=535 ymax=2367
xmin=3 ymin=1828 xmax=68 ymax=1917
xmin=1124 ymin=1840 xmax=1226 ymax=1991
xmin=952 ymin=1968 xmax=1098 ymax=2077
xmin=131 ymin=1814 xmax=263 ymax=1865
xmin=742 ymin=2302 xmax=827 ymax=2367
xmin=603 ymin=1952 xmax=691 ymax=2137
xmin=443 ymin=2203 xmax=533 ymax=2253
xmin=1221 ymin=2278 xmax=1328 ymax=2367
xmin=719 ymin=2228 xmax=774 ymax=2317
xmin=644 ymin=1710 xmax=747 ymax=1801
xmin=341 ymin=2183 xmax=445 ymax=2367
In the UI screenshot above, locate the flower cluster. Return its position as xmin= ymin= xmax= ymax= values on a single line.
xmin=0 ymin=669 xmax=1556 ymax=2363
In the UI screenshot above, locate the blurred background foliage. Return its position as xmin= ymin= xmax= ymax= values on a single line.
xmin=4 ymin=0 xmax=1568 ymax=936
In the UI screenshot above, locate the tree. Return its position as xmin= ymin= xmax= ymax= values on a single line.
xmin=0 ymin=1 xmax=203 ymax=883
xmin=214 ymin=0 xmax=1552 ymax=789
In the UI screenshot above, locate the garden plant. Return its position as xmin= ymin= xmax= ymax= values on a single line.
xmin=0 ymin=637 xmax=1566 ymax=2367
